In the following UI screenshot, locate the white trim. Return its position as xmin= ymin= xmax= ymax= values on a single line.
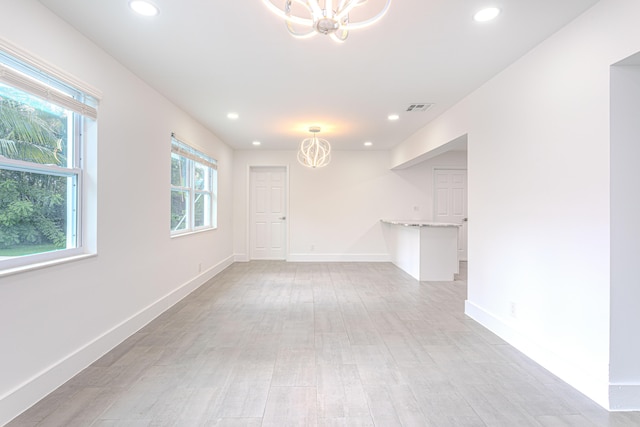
xmin=170 ymin=132 xmax=217 ymax=163
xmin=171 ymin=136 xmax=217 ymax=170
xmin=464 ymin=300 xmax=611 ymax=410
xmin=234 ymin=253 xmax=390 ymax=263
xmin=288 ymin=253 xmax=390 ymax=262
xmin=234 ymin=253 xmax=250 ymax=262
xmin=0 ymin=37 xmax=102 ymax=100
xmin=0 ymin=241 xmax=84 ymax=273
xmin=0 ymin=62 xmax=97 ymax=120
xmin=0 ymin=255 xmax=234 ymax=426
xmin=0 ymin=253 xmax=95 ymax=279
xmin=0 ymin=157 xmax=81 ymax=176
xmin=169 ymin=226 xmax=217 ymax=239
xmin=245 ymin=165 xmax=251 ymax=260
xmin=610 ymin=384 xmax=640 ymax=411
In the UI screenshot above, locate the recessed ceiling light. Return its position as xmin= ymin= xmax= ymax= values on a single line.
xmin=227 ymin=112 xmax=239 ymax=119
xmin=252 ymin=141 xmax=261 ymax=146
xmin=129 ymin=0 xmax=159 ymax=17
xmin=364 ymin=141 xmax=373 ymax=147
xmin=388 ymin=114 xmax=399 ymax=121
xmin=474 ymin=7 xmax=500 ymax=22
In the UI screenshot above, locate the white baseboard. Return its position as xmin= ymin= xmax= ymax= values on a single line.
xmin=609 ymin=384 xmax=640 ymax=411
xmin=234 ymin=253 xmax=249 ymax=262
xmin=288 ymin=253 xmax=390 ymax=262
xmin=464 ymin=300 xmax=612 ymax=410
xmin=0 ymin=255 xmax=234 ymax=427
xmin=234 ymin=253 xmax=390 ymax=263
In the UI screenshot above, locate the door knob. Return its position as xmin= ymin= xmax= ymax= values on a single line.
xmin=279 ymin=216 xmax=287 ymax=220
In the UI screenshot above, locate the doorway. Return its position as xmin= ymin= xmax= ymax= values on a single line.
xmin=249 ymin=166 xmax=288 ymax=260
xmin=434 ymin=168 xmax=468 ymax=261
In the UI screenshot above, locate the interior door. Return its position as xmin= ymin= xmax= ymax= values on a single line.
xmin=250 ymin=166 xmax=287 ymax=260
xmin=434 ymin=169 xmax=468 ymax=261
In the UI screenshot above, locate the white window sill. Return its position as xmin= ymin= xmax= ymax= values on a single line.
xmin=170 ymin=226 xmax=217 ymax=239
xmin=0 ymin=253 xmax=97 ymax=279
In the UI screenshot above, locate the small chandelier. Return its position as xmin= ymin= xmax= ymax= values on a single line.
xmin=261 ymin=0 xmax=392 ymax=43
xmin=298 ymin=126 xmax=331 ymax=168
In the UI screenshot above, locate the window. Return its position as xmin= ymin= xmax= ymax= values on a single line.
xmin=170 ymin=135 xmax=217 ymax=234
xmin=0 ymin=42 xmax=99 ymax=272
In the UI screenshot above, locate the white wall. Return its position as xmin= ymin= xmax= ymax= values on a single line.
xmin=391 ymin=0 xmax=640 ymax=410
xmin=0 ymin=1 xmax=235 ymax=424
xmin=233 ymin=149 xmax=466 ymax=262
xmin=610 ymin=60 xmax=640 ymax=406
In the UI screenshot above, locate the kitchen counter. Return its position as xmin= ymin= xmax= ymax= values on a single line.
xmin=380 ymin=220 xmax=461 ymax=228
xmin=381 ymin=219 xmax=460 ymax=281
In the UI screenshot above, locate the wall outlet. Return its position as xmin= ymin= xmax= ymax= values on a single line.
xmin=310 ymin=245 xmax=315 ymax=252
xmin=510 ymin=302 xmax=517 ymax=318
xmin=198 ymin=263 xmax=202 ymax=273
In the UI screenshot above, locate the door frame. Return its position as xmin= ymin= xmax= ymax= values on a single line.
xmin=246 ymin=165 xmax=290 ymax=261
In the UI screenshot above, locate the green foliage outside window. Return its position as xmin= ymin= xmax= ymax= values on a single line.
xmin=0 ymin=93 xmax=70 ymax=254
xmin=170 ymin=137 xmax=216 ymax=234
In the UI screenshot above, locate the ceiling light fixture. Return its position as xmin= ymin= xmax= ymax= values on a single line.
xmin=298 ymin=126 xmax=331 ymax=168
xmin=128 ymin=0 xmax=159 ymax=17
xmin=252 ymin=141 xmax=261 ymax=146
xmin=261 ymin=0 xmax=392 ymax=42
xmin=364 ymin=141 xmax=373 ymax=147
xmin=388 ymin=114 xmax=399 ymax=121
xmin=473 ymin=7 xmax=500 ymax=22
xmin=227 ymin=112 xmax=239 ymax=119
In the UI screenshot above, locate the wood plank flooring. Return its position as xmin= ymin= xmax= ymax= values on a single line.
xmin=8 ymin=261 xmax=640 ymax=426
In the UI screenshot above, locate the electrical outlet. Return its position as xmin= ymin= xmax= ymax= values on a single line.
xmin=310 ymin=245 xmax=315 ymax=252
xmin=198 ymin=263 xmax=202 ymax=273
xmin=510 ymin=302 xmax=517 ymax=318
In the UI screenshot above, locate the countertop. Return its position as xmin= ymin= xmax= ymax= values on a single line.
xmin=380 ymin=219 xmax=461 ymax=227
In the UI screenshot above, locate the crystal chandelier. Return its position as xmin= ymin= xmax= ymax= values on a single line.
xmin=261 ymin=0 xmax=392 ymax=42
xmin=298 ymin=127 xmax=331 ymax=168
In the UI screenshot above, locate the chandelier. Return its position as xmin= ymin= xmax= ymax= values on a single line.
xmin=261 ymin=0 xmax=392 ymax=42
xmin=298 ymin=127 xmax=331 ymax=168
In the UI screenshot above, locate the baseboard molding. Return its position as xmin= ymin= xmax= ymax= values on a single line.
xmin=609 ymin=384 xmax=640 ymax=411
xmin=288 ymin=253 xmax=390 ymax=262
xmin=0 ymin=255 xmax=234 ymax=427
xmin=464 ymin=300 xmax=611 ymax=410
xmin=234 ymin=253 xmax=391 ymax=263
xmin=234 ymin=253 xmax=249 ymax=262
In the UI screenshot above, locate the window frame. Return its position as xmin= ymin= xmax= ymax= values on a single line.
xmin=170 ymin=135 xmax=217 ymax=236
xmin=0 ymin=39 xmax=99 ymax=274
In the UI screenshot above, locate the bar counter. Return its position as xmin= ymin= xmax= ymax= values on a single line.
xmin=381 ymin=219 xmax=460 ymax=281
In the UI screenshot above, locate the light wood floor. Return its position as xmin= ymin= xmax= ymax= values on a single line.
xmin=8 ymin=261 xmax=640 ymax=426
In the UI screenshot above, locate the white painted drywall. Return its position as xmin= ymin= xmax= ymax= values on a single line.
xmin=0 ymin=1 xmax=234 ymax=424
xmin=610 ymin=61 xmax=640 ymax=408
xmin=232 ymin=150 xmax=466 ymax=262
xmin=391 ymin=0 xmax=640 ymax=410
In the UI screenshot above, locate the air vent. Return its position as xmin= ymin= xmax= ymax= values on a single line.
xmin=406 ymin=103 xmax=433 ymax=112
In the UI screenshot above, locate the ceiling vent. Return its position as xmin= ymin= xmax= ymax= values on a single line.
xmin=405 ymin=103 xmax=433 ymax=112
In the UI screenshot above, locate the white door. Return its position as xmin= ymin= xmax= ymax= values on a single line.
xmin=250 ymin=167 xmax=287 ymax=260
xmin=434 ymin=169 xmax=468 ymax=261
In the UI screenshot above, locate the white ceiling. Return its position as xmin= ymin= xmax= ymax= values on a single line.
xmin=38 ymin=0 xmax=599 ymax=151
